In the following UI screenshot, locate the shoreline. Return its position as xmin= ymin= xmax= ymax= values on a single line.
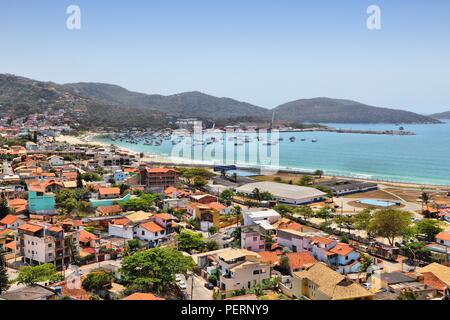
xmin=55 ymin=133 xmax=450 ymax=190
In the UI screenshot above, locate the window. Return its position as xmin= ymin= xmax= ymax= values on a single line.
xmin=141 ymin=231 xmax=145 ymax=236
xmin=48 ymin=244 xmax=52 ymax=248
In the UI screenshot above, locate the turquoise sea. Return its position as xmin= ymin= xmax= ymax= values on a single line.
xmin=94 ymin=121 xmax=450 ymax=186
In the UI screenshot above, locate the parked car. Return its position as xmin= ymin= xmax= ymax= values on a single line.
xmin=175 ymin=274 xmax=183 ymax=282
xmin=204 ymin=282 xmax=214 ymax=290
xmin=179 ymin=281 xmax=187 ymax=290
xmin=362 ymin=282 xmax=371 ymax=289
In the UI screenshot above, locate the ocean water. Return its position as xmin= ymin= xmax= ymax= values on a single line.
xmin=94 ymin=121 xmax=450 ymax=186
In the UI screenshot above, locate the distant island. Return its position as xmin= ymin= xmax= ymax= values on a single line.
xmin=430 ymin=111 xmax=450 ymax=119
xmin=0 ymin=73 xmax=442 ymax=129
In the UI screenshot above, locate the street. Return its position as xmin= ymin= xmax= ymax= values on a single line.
xmin=185 ymin=274 xmax=213 ymax=300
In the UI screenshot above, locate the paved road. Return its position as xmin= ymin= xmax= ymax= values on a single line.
xmin=186 ymin=274 xmax=213 ymax=300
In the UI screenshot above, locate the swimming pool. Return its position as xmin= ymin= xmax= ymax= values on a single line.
xmin=358 ymin=199 xmax=400 ymax=207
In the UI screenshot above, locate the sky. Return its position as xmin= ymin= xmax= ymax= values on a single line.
xmin=0 ymin=0 xmax=449 ymax=113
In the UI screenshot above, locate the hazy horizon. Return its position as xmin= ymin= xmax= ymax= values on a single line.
xmin=1 ymin=0 xmax=449 ymax=113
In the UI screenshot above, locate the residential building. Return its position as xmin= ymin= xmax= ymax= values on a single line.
xmin=135 ymin=221 xmax=166 ymax=247
xmin=217 ymin=249 xmax=270 ymax=292
xmin=27 ymin=191 xmax=56 ymax=215
xmin=47 ymin=155 xmax=64 ymax=166
xmin=15 ymin=223 xmax=79 ymax=270
xmin=243 ymin=209 xmax=281 ymax=226
xmin=137 ymin=166 xmax=179 ymax=191
xmin=98 ymin=187 xmax=121 ymax=200
xmin=290 ymin=263 xmax=373 ymax=300
xmin=0 ymin=214 xmax=26 ymax=230
xmin=436 ymin=232 xmax=450 ymax=247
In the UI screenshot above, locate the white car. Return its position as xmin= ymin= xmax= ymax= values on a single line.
xmin=175 ymin=275 xmax=183 ymax=282
xmin=179 ymin=281 xmax=187 ymax=290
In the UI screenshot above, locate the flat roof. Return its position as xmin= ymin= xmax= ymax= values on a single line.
xmin=236 ymin=181 xmax=326 ymax=201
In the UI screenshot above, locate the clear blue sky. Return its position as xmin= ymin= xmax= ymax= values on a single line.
xmin=1 ymin=0 xmax=449 ymax=113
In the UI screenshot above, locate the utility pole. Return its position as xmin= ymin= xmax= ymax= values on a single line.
xmin=190 ymin=275 xmax=194 ymax=300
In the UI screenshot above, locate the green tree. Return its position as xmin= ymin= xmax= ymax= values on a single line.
xmin=415 ymin=219 xmax=443 ymax=242
xmin=420 ymin=192 xmax=430 ymax=211
xmin=314 ymin=170 xmax=324 ymax=179
xmin=193 ymin=176 xmax=208 ymax=188
xmin=359 ymin=254 xmax=374 ymax=273
xmin=368 ymin=209 xmax=412 ymax=246
xmin=402 ymin=242 xmax=431 ymax=265
xmin=252 ymin=188 xmax=261 ymax=202
xmin=121 ymin=247 xmax=194 ymax=293
xmin=0 ymin=192 xmax=10 ymax=220
xmin=81 ymin=172 xmax=102 ymax=182
xmin=120 ymin=198 xmax=151 ymax=212
xmin=124 ymin=239 xmax=143 ymax=256
xmin=177 ymin=230 xmax=205 ymax=253
xmin=63 ymin=198 xmax=78 ymax=213
xmin=334 ymin=215 xmax=353 ymax=233
xmin=76 ymin=170 xmax=83 ymax=189
xmin=352 ymin=209 xmax=372 ymax=231
xmin=397 ymin=289 xmax=418 ymax=300
xmin=205 ymin=240 xmax=219 ymax=251
xmin=82 ymin=270 xmax=113 ymax=292
xmin=16 ymin=264 xmax=59 ymax=286
xmin=219 ymin=189 xmax=234 ymax=205
xmin=297 ymin=206 xmax=314 ymax=221
xmin=316 ymin=206 xmax=333 ymax=222
xmin=0 ymin=252 xmax=9 ymax=294
xmin=298 ymin=175 xmax=313 ymax=186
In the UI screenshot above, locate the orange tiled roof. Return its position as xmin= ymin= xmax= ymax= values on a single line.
xmin=312 ymin=236 xmax=336 ymax=245
xmin=122 ymin=293 xmax=165 ymax=300
xmin=79 ymin=229 xmax=99 ymax=242
xmin=436 ymin=232 xmax=450 ymax=242
xmin=96 ymin=205 xmax=123 ymax=215
xmin=421 ymin=272 xmax=447 ymax=291
xmin=140 ymin=221 xmax=164 ymax=233
xmin=259 ymin=251 xmax=280 ymax=265
xmin=329 ymin=243 xmax=354 ymax=256
xmin=48 ymin=226 xmax=63 ymax=233
xmin=287 ymin=252 xmax=317 ymax=270
xmin=110 ymin=218 xmax=131 ymax=226
xmin=98 ymin=187 xmax=121 ymax=195
xmin=18 ymin=223 xmax=43 ymax=233
xmin=208 ymin=202 xmax=226 ymax=211
xmin=146 ymin=168 xmax=177 ymax=174
xmin=152 ymin=213 xmax=173 ymax=221
xmin=0 ymin=215 xmax=19 ymax=225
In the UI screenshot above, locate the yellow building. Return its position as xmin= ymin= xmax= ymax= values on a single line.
xmin=291 ymin=263 xmax=373 ymax=300
xmin=194 ymin=205 xmax=220 ymax=232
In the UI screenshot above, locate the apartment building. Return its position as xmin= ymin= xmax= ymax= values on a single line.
xmin=15 ymin=223 xmax=79 ymax=270
xmin=137 ymin=166 xmax=179 ymax=192
xmin=217 ymin=249 xmax=270 ymax=292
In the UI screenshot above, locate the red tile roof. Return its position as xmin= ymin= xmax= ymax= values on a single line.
xmin=79 ymin=229 xmax=99 ymax=242
xmin=146 ymin=168 xmax=177 ymax=174
xmin=96 ymin=205 xmax=123 ymax=215
xmin=18 ymin=223 xmax=43 ymax=233
xmin=0 ymin=215 xmax=19 ymax=225
xmin=436 ymin=232 xmax=450 ymax=241
xmin=259 ymin=251 xmax=280 ymax=265
xmin=329 ymin=243 xmax=354 ymax=256
xmin=152 ymin=213 xmax=173 ymax=221
xmin=122 ymin=293 xmax=165 ymax=300
xmin=140 ymin=221 xmax=164 ymax=233
xmin=312 ymin=236 xmax=336 ymax=245
xmin=286 ymin=252 xmax=317 ymax=270
xmin=421 ymin=272 xmax=447 ymax=291
xmin=98 ymin=187 xmax=121 ymax=195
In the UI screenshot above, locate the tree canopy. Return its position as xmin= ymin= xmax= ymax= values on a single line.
xmin=16 ymin=263 xmax=59 ymax=286
xmin=121 ymin=247 xmax=194 ymax=293
xmin=368 ymin=209 xmax=412 ymax=246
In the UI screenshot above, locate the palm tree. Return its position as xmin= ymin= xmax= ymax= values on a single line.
xmin=420 ymin=191 xmax=430 ymax=210
xmin=252 ymin=188 xmax=261 ymax=202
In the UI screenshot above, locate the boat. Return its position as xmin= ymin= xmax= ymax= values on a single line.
xmin=289 ymin=136 xmax=296 ymax=142
xmin=311 ymin=139 xmax=318 ymax=143
xmin=301 ymin=138 xmax=306 ymax=141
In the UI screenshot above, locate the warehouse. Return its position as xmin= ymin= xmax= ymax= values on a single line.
xmin=236 ymin=181 xmax=327 ymax=205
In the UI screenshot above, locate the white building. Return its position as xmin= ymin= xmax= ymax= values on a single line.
xmin=236 ymin=181 xmax=327 ymax=205
xmin=436 ymin=232 xmax=450 ymax=247
xmin=243 ymin=209 xmax=281 ymax=226
xmin=47 ymin=155 xmax=64 ymax=166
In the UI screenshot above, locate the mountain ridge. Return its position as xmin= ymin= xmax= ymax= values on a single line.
xmin=0 ymin=73 xmax=442 ymax=127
